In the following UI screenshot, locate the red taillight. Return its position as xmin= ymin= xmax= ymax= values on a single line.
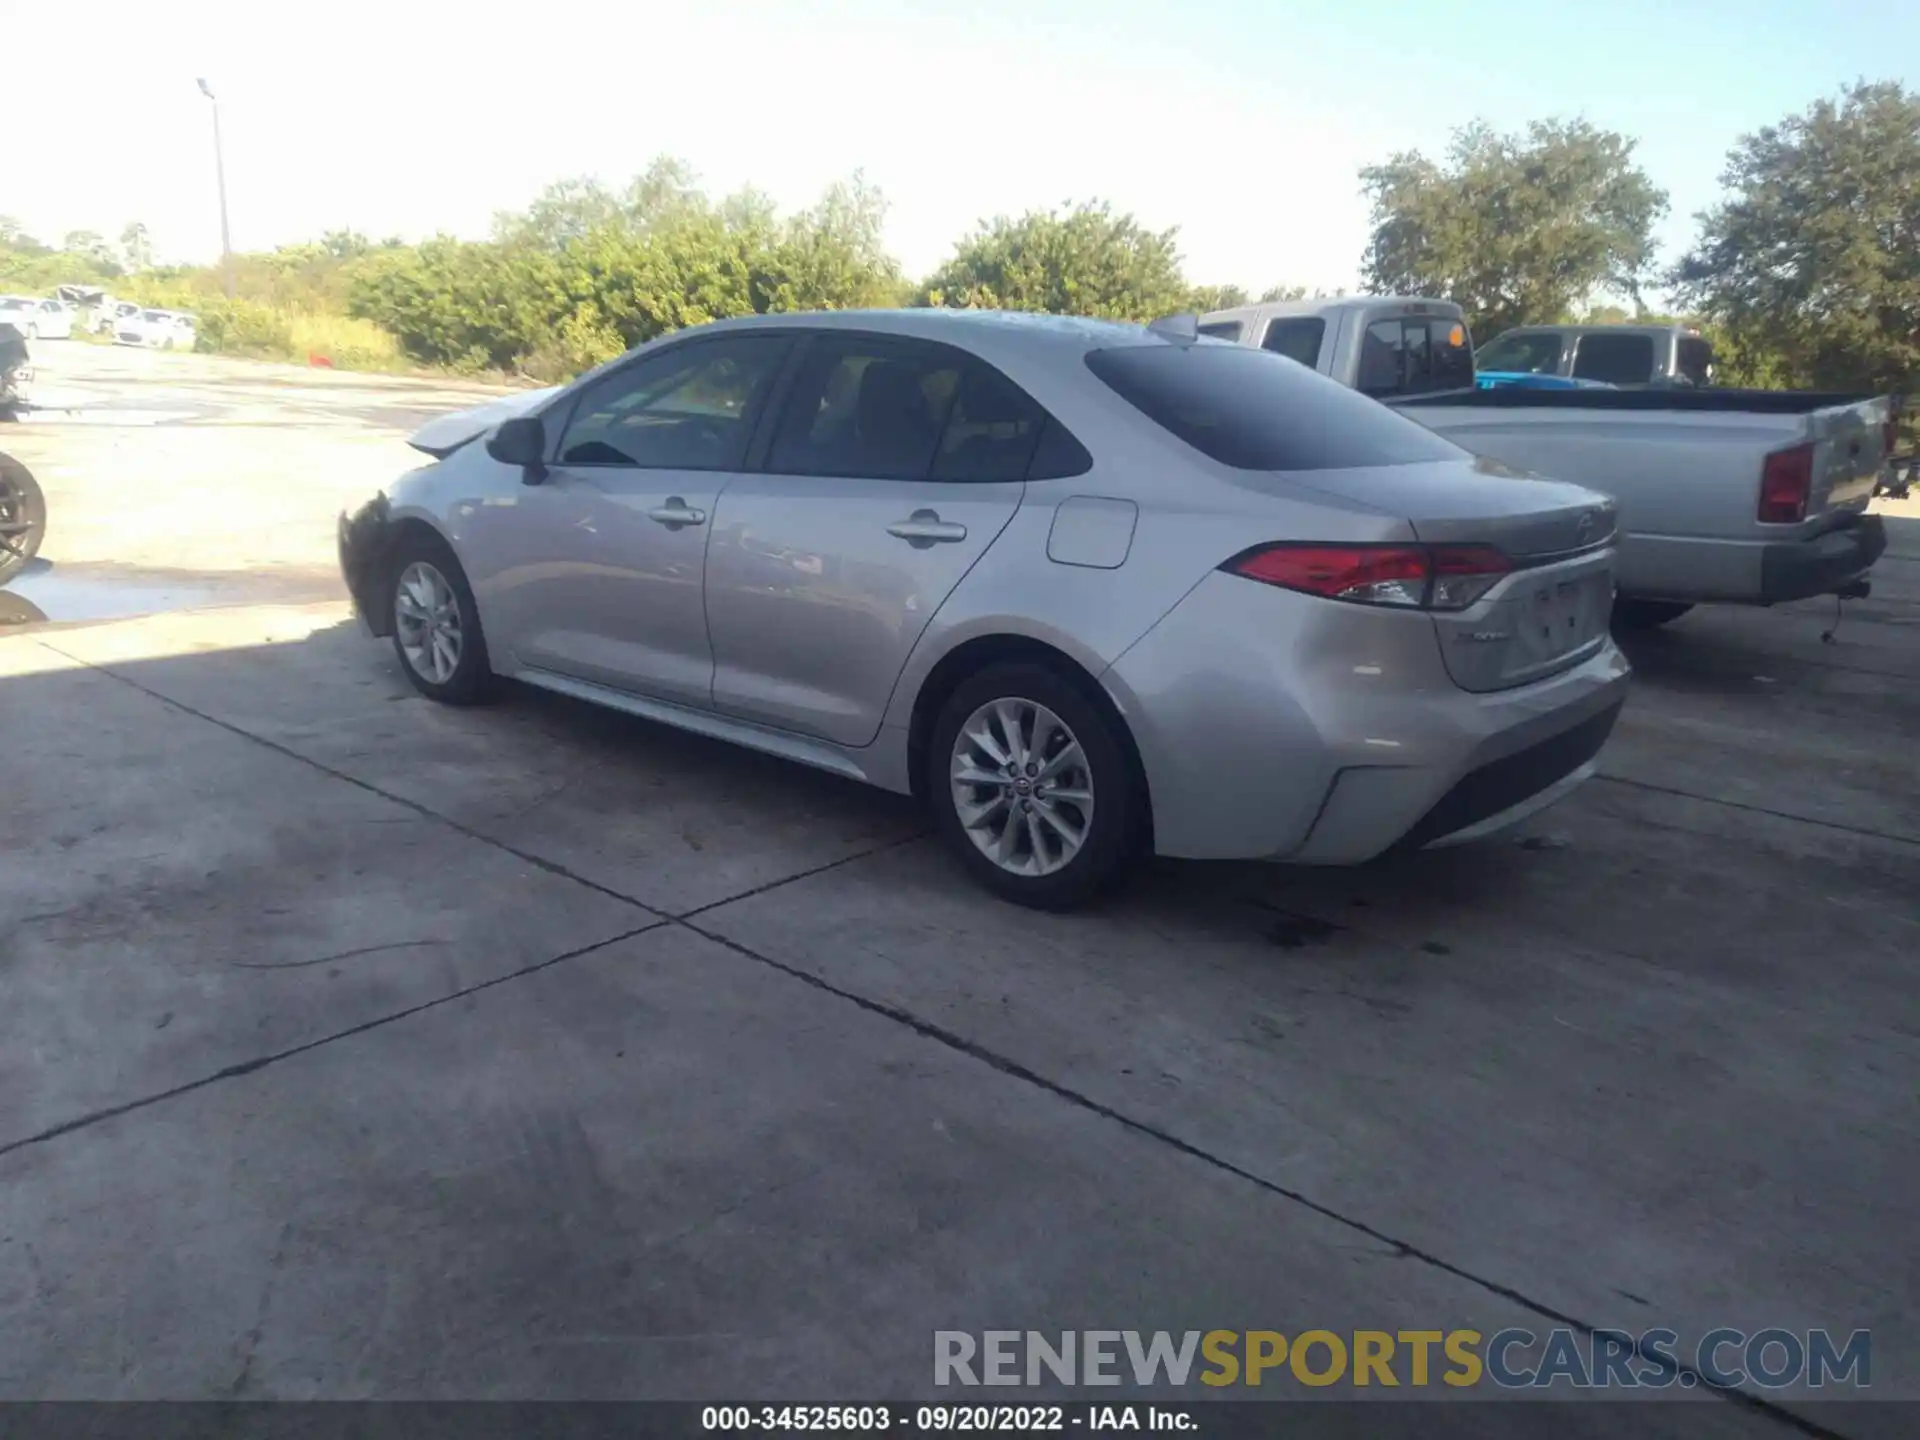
xmin=1758 ymin=443 xmax=1813 ymax=524
xmin=1223 ymin=543 xmax=1512 ymax=611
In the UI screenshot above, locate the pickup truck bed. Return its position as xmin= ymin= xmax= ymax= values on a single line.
xmin=1389 ymin=386 xmax=1892 ymax=609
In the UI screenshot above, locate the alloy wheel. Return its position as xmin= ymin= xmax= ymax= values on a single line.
xmin=949 ymin=696 xmax=1096 ymax=877
xmin=395 ymin=560 xmax=463 ymax=685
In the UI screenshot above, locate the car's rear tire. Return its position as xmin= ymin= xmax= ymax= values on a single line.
xmin=0 ymin=451 xmax=47 ymax=584
xmin=1612 ymin=599 xmax=1694 ymax=630
xmin=927 ymin=661 xmax=1144 ymax=911
xmin=386 ymin=531 xmax=498 ymax=706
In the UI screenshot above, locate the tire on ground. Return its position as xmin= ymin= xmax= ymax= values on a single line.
xmin=386 ymin=529 xmax=498 ymax=706
xmin=925 ymin=659 xmax=1146 ymax=911
xmin=0 ymin=450 xmax=48 ymax=584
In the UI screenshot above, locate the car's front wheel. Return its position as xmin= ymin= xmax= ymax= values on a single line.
xmin=0 ymin=451 xmax=47 ymax=584
xmin=927 ymin=661 xmax=1144 ymax=911
xmin=387 ymin=533 xmax=497 ymax=705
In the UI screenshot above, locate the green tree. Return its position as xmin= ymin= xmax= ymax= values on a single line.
xmin=1360 ymin=119 xmax=1668 ymax=339
xmin=62 ymin=230 xmax=122 ymax=274
xmin=1186 ymin=284 xmax=1248 ymax=313
xmin=120 ymin=221 xmax=154 ymax=273
xmin=0 ymin=218 xmax=47 ymax=254
xmin=1673 ymin=81 xmax=1920 ymax=399
xmin=920 ymin=201 xmax=1192 ymax=321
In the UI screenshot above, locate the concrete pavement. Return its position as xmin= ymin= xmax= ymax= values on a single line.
xmin=0 ymin=343 xmax=1915 ymax=1434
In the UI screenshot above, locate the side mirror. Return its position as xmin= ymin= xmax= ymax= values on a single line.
xmin=487 ymin=415 xmax=547 ymax=481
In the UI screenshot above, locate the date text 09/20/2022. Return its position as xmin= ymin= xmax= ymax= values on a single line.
xmin=702 ymin=1406 xmax=1190 ymax=1432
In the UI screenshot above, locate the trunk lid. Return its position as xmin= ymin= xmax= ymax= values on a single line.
xmin=1287 ymin=457 xmax=1619 ymax=693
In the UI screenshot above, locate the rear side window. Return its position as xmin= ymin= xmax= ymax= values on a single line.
xmin=1571 ymin=333 xmax=1656 ymax=386
xmin=1355 ymin=317 xmax=1472 ymax=397
xmin=1085 ymin=343 xmax=1465 ymax=472
xmin=930 ymin=365 xmax=1045 ymax=482
xmin=768 ymin=338 xmax=963 ymax=481
xmin=1197 ymin=320 xmax=1243 ymax=341
xmin=1260 ymin=318 xmax=1326 ymax=368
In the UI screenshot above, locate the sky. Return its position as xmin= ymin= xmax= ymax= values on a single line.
xmin=3 ymin=0 xmax=1912 ymax=299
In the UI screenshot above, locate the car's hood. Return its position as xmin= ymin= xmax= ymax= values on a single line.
xmin=408 ymin=386 xmax=561 ymax=458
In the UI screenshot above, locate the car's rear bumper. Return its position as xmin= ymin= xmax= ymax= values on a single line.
xmin=1616 ymin=512 xmax=1887 ymax=605
xmin=1103 ymin=569 xmax=1633 ymax=864
xmin=338 ymin=495 xmax=396 ymax=636
xmin=1758 ymin=511 xmax=1886 ymax=603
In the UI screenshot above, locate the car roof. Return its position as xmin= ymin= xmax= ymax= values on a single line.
xmin=1492 ymin=323 xmax=1694 ymax=339
xmin=686 ymin=307 xmax=1167 ymax=365
xmin=1199 ymin=294 xmax=1464 ymax=330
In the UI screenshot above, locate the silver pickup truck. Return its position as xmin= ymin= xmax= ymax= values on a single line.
xmin=1200 ymin=296 xmax=1893 ymax=626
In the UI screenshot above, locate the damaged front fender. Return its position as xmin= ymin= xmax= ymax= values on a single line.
xmin=337 ymin=493 xmax=397 ymax=635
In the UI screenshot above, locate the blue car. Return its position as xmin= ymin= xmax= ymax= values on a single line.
xmin=1474 ymin=371 xmax=1616 ymax=391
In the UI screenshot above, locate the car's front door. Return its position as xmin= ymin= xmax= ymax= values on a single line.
xmin=703 ymin=333 xmax=1035 ymax=748
xmin=485 ymin=332 xmax=793 ymax=707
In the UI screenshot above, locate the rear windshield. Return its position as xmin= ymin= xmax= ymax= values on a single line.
xmin=1085 ymin=343 xmax=1466 ymax=472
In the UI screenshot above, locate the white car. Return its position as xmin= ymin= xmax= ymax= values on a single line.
xmin=0 ymin=296 xmax=74 ymax=341
xmin=114 ymin=309 xmax=197 ymax=350
xmin=96 ymin=300 xmax=142 ymax=336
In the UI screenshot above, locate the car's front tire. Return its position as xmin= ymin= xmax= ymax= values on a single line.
xmin=927 ymin=661 xmax=1144 ymax=911
xmin=0 ymin=451 xmax=47 ymax=584
xmin=386 ymin=532 xmax=497 ymax=706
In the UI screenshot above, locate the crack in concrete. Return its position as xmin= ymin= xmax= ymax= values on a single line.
xmin=229 ymin=939 xmax=447 ymax=971
xmin=1595 ymin=772 xmax=1920 ymax=848
xmin=0 ymin=921 xmax=665 ymax=1162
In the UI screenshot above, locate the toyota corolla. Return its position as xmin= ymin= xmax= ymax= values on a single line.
xmin=339 ymin=309 xmax=1628 ymax=909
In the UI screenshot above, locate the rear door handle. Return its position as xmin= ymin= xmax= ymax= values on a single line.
xmin=887 ymin=510 xmax=967 ymax=546
xmin=646 ymin=498 xmax=707 ymax=528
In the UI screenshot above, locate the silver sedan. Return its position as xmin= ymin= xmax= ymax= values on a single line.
xmin=339 ymin=310 xmax=1629 ymax=908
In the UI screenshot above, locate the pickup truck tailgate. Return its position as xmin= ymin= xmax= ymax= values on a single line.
xmin=1807 ymin=400 xmax=1890 ymax=517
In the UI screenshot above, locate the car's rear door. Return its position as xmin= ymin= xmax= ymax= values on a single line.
xmin=703 ymin=332 xmax=1031 ymax=748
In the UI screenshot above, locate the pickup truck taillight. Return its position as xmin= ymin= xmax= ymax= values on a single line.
xmin=1223 ymin=543 xmax=1512 ymax=611
xmin=1758 ymin=443 xmax=1814 ymax=524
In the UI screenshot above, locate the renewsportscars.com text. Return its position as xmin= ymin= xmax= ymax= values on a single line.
xmin=933 ymin=1328 xmax=1871 ymax=1390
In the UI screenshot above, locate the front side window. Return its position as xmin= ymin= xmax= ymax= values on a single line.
xmin=1197 ymin=320 xmax=1243 ymax=342
xmin=1086 ymin=342 xmax=1465 ymax=472
xmin=557 ymin=335 xmax=791 ymax=470
xmin=1261 ymin=318 xmax=1326 ymax=368
xmin=1570 ymin=333 xmax=1656 ymax=386
xmin=767 ymin=337 xmax=965 ymax=481
xmin=1476 ymin=331 xmax=1565 ymax=375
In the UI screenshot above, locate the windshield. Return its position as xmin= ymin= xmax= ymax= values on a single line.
xmin=141 ymin=310 xmax=168 ymax=321
xmin=1085 ymin=342 xmax=1465 ymax=471
xmin=0 ymin=299 xmax=30 ymax=311
xmin=1476 ymin=331 xmax=1565 ymax=374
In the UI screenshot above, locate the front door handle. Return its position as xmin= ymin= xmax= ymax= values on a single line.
xmin=887 ymin=510 xmax=968 ymax=546
xmin=646 ymin=498 xmax=707 ymax=528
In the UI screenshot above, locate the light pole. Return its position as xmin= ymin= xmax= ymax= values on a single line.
xmin=196 ymin=77 xmax=234 ymax=299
